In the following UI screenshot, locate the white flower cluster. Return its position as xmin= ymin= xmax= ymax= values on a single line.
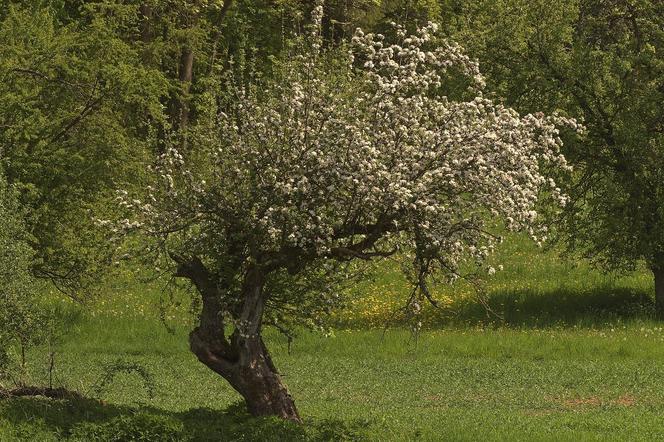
xmin=115 ymin=13 xmax=577 ymax=281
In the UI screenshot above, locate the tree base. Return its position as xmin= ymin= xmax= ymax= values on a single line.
xmin=189 ymin=329 xmax=302 ymax=423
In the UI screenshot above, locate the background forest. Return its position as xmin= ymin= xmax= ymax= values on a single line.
xmin=1 ymin=0 xmax=663 ymax=440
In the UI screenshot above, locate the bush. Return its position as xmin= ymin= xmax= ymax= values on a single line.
xmin=0 ymin=171 xmax=53 ymax=383
xmin=0 ymin=173 xmax=35 ymax=370
xmin=69 ymin=413 xmax=184 ymax=441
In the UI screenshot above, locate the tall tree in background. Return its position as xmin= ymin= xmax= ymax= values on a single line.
xmin=441 ymin=0 xmax=664 ymax=314
xmin=136 ymin=0 xmax=233 ymax=146
xmin=135 ymin=0 xmax=315 ymax=150
xmin=0 ymin=3 xmax=168 ymax=293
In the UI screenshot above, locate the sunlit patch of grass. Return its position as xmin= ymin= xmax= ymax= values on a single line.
xmin=335 ymin=234 xmax=653 ymax=329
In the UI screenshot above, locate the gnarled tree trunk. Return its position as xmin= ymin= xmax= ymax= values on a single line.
xmin=189 ymin=331 xmax=300 ymax=421
xmin=172 ymin=255 xmax=301 ymax=422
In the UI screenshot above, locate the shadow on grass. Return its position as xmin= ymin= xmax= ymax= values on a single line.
xmin=0 ymin=395 xmax=371 ymax=441
xmin=336 ymin=285 xmax=657 ymax=330
xmin=433 ymin=285 xmax=655 ymax=328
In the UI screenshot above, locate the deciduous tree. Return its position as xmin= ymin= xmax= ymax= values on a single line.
xmin=0 ymin=4 xmax=167 ymax=293
xmin=443 ymin=0 xmax=664 ymax=314
xmin=110 ymin=4 xmax=575 ymax=421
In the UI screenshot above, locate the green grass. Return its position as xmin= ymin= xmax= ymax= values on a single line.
xmin=339 ymin=234 xmax=653 ymax=329
xmin=2 ymin=235 xmax=663 ymax=441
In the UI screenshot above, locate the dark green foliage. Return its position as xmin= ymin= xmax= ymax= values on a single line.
xmin=0 ymin=172 xmax=39 ymax=376
xmin=440 ymin=0 xmax=664 ymax=274
xmin=0 ymin=3 xmax=167 ymax=293
xmin=69 ymin=412 xmax=184 ymax=442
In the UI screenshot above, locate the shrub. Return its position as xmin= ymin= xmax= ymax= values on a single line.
xmin=69 ymin=413 xmax=184 ymax=442
xmin=0 ymin=172 xmax=38 ymax=378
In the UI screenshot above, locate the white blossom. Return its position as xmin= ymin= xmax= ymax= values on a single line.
xmin=110 ymin=16 xmax=578 ymax=311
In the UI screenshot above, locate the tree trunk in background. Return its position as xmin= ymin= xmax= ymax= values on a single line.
xmin=139 ymin=4 xmax=153 ymax=44
xmin=654 ymin=266 xmax=664 ymax=318
xmin=178 ymin=46 xmax=194 ymax=144
xmin=171 ymin=0 xmax=234 ymax=149
xmin=166 ymin=41 xmax=194 ymax=150
xmin=210 ymin=0 xmax=234 ymax=75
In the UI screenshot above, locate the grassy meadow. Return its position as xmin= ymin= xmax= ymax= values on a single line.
xmin=2 ymin=235 xmax=664 ymax=441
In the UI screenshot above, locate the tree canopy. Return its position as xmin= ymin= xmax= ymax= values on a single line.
xmin=0 ymin=3 xmax=167 ymax=292
xmin=440 ymin=0 xmax=664 ymax=311
xmin=109 ymin=7 xmax=577 ymax=420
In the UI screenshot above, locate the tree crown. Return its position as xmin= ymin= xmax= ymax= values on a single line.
xmin=111 ymin=6 xmax=577 ymax=330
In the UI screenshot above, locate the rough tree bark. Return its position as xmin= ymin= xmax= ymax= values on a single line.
xmin=139 ymin=4 xmax=153 ymax=44
xmin=172 ymin=255 xmax=301 ymax=422
xmin=653 ymin=263 xmax=664 ymax=319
